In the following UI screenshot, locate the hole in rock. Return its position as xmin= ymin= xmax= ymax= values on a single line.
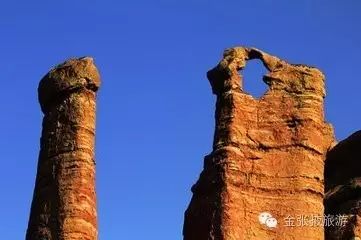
xmin=239 ymin=59 xmax=268 ymax=99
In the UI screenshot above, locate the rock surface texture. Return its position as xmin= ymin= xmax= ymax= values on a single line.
xmin=183 ymin=47 xmax=335 ymax=239
xmin=26 ymin=57 xmax=100 ymax=240
xmin=325 ymin=131 xmax=361 ymax=239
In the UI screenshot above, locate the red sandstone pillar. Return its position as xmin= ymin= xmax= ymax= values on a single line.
xmin=26 ymin=57 xmax=100 ymax=240
xmin=184 ymin=47 xmax=335 ymax=239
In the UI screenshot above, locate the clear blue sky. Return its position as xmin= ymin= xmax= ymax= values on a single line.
xmin=0 ymin=1 xmax=360 ymax=239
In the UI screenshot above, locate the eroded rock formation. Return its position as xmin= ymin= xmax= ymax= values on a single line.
xmin=183 ymin=47 xmax=335 ymax=239
xmin=325 ymin=131 xmax=361 ymax=239
xmin=26 ymin=57 xmax=100 ymax=240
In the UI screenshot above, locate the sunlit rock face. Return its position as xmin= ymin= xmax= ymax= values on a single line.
xmin=26 ymin=57 xmax=101 ymax=240
xmin=183 ymin=47 xmax=335 ymax=240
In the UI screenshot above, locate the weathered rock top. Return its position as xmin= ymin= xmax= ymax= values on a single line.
xmin=38 ymin=57 xmax=101 ymax=113
xmin=184 ymin=46 xmax=335 ymax=240
xmin=207 ymin=46 xmax=325 ymax=98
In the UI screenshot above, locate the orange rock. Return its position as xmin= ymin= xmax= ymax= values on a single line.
xmin=183 ymin=47 xmax=335 ymax=240
xmin=26 ymin=57 xmax=100 ymax=240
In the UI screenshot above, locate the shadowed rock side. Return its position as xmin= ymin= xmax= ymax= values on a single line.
xmin=325 ymin=131 xmax=361 ymax=240
xmin=26 ymin=57 xmax=101 ymax=240
xmin=183 ymin=47 xmax=335 ymax=240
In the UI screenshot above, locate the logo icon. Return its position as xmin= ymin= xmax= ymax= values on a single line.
xmin=258 ymin=212 xmax=277 ymax=228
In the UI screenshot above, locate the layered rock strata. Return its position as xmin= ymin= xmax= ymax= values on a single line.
xmin=183 ymin=47 xmax=335 ymax=239
xmin=26 ymin=57 xmax=100 ymax=240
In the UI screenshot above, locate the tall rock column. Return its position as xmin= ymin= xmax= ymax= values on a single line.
xmin=26 ymin=57 xmax=101 ymax=240
xmin=183 ymin=47 xmax=335 ymax=239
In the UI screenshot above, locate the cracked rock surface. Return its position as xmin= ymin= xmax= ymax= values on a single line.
xmin=26 ymin=57 xmax=100 ymax=240
xmin=183 ymin=47 xmax=335 ymax=240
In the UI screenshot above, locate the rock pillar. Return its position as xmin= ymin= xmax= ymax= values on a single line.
xmin=26 ymin=57 xmax=100 ymax=240
xmin=183 ymin=47 xmax=335 ymax=239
